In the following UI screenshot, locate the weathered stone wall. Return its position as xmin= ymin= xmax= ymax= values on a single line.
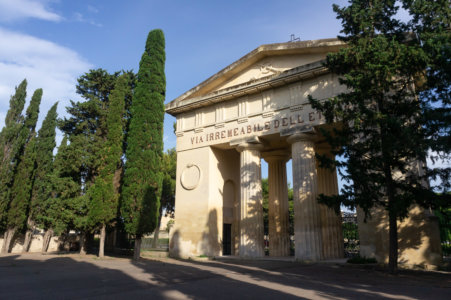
xmin=358 ymin=206 xmax=442 ymax=269
xmin=0 ymin=232 xmax=59 ymax=253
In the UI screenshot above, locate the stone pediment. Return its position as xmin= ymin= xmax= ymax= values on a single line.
xmin=166 ymin=38 xmax=345 ymax=116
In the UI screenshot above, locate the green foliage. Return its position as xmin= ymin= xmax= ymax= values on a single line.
xmin=121 ymin=29 xmax=166 ymax=237
xmin=6 ymin=88 xmax=43 ymax=231
xmin=342 ymin=222 xmax=359 ymax=241
xmin=161 ymin=148 xmax=176 ymax=217
xmin=7 ymin=136 xmax=37 ymax=232
xmin=88 ymin=74 xmax=129 ymax=229
xmin=261 ymin=179 xmax=294 ymax=236
xmin=59 ymin=69 xmax=122 ymax=189
xmin=31 ymin=103 xmax=58 ymax=231
xmin=262 ymin=178 xmax=269 ymax=235
xmin=309 ymin=0 xmax=450 ymax=272
xmin=50 ymin=136 xmax=87 ymax=234
xmin=402 ymin=0 xmax=451 ymax=192
xmin=59 ymin=69 xmax=133 ymax=235
xmin=347 ymin=255 xmax=377 ymax=264
xmin=0 ymin=80 xmax=28 ymax=230
xmin=435 ymin=202 xmax=451 ymax=256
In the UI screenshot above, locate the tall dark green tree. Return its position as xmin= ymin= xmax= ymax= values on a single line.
xmin=151 ymin=148 xmax=176 ymax=248
xmin=0 ymin=80 xmax=27 ymax=233
xmin=49 ymin=135 xmax=90 ymax=253
xmin=1 ymin=89 xmax=42 ymax=253
xmin=25 ymin=103 xmax=58 ymax=253
xmin=87 ymin=74 xmax=129 ymax=257
xmin=59 ymin=69 xmax=121 ymax=253
xmin=37 ymin=136 xmax=78 ymax=251
xmin=309 ymin=0 xmax=450 ymax=273
xmin=121 ymin=29 xmax=165 ymax=260
xmin=403 ymin=0 xmax=451 ymax=193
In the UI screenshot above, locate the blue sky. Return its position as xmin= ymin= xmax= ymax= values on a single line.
xmin=0 ymin=0 xmax=349 ymax=181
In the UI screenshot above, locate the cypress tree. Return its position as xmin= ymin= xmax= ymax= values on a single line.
xmin=88 ymin=74 xmax=129 ymax=257
xmin=1 ymin=89 xmax=42 ymax=253
xmin=0 ymin=80 xmax=27 ymax=232
xmin=45 ymin=135 xmax=87 ymax=253
xmin=121 ymin=29 xmax=165 ymax=260
xmin=25 ymin=103 xmax=58 ymax=253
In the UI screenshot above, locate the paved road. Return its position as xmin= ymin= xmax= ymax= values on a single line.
xmin=0 ymin=253 xmax=449 ymax=299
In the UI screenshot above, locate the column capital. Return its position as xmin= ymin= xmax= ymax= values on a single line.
xmin=236 ymin=142 xmax=264 ymax=152
xmin=287 ymin=132 xmax=316 ymax=145
xmin=235 ymin=137 xmax=266 ymax=152
xmin=262 ymin=150 xmax=290 ymax=163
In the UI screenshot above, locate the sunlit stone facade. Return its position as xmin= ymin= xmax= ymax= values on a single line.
xmin=165 ymin=38 xmax=441 ymax=268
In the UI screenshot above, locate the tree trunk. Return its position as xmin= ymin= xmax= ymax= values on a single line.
xmin=1 ymin=228 xmax=16 ymax=254
xmin=1 ymin=231 xmax=8 ymax=254
xmin=380 ymin=123 xmax=398 ymax=274
xmin=99 ymin=224 xmax=106 ymax=258
xmin=112 ymin=227 xmax=117 ymax=249
xmin=79 ymin=231 xmax=87 ymax=255
xmin=151 ymin=227 xmax=160 ymax=249
xmin=41 ymin=228 xmax=53 ymax=253
xmin=57 ymin=231 xmax=67 ymax=252
xmin=23 ymin=230 xmax=33 ymax=253
xmin=151 ymin=205 xmax=164 ymax=249
xmin=133 ymin=236 xmax=142 ymax=261
xmin=22 ymin=217 xmax=35 ymax=253
xmin=388 ymin=209 xmax=398 ymax=274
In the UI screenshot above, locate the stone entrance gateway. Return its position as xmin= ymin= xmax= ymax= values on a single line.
xmin=165 ymin=38 xmax=442 ymax=266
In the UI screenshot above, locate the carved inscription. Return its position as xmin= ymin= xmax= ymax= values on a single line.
xmin=190 ymin=112 xmax=321 ymax=145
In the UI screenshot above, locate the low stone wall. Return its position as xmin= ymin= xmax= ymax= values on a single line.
xmin=0 ymin=232 xmax=59 ymax=253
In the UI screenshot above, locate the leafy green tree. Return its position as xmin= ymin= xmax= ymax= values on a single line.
xmin=26 ymin=103 xmax=58 ymax=253
xmin=59 ymin=69 xmax=124 ymax=253
xmin=0 ymin=88 xmax=42 ymax=253
xmin=262 ymin=178 xmax=269 ymax=236
xmin=403 ymin=0 xmax=451 ymax=192
xmin=49 ymin=135 xmax=91 ymax=253
xmin=151 ymin=148 xmax=176 ymax=248
xmin=261 ymin=179 xmax=294 ymax=247
xmin=87 ymin=74 xmax=129 ymax=257
xmin=121 ymin=29 xmax=166 ymax=260
xmin=309 ymin=0 xmax=450 ymax=273
xmin=43 ymin=136 xmax=79 ymax=245
xmin=0 ymin=80 xmax=27 ymax=233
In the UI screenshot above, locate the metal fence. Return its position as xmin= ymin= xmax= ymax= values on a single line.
xmin=342 ymin=212 xmax=359 ymax=257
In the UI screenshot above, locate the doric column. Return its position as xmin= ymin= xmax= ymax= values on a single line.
xmin=288 ymin=133 xmax=322 ymax=261
xmin=263 ymin=150 xmax=290 ymax=257
xmin=236 ymin=142 xmax=264 ymax=257
xmin=316 ymin=147 xmax=344 ymax=259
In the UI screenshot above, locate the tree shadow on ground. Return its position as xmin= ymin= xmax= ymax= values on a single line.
xmin=0 ymin=254 xmax=449 ymax=299
xmin=156 ymin=257 xmax=450 ymax=300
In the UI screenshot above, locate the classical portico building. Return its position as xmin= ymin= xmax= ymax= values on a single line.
xmin=166 ymin=38 xmax=442 ymax=266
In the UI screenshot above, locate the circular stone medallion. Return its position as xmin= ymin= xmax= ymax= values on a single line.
xmin=180 ymin=164 xmax=201 ymax=190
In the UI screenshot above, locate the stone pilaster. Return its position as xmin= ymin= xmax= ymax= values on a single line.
xmin=288 ymin=133 xmax=322 ymax=261
xmin=316 ymin=147 xmax=344 ymax=259
xmin=236 ymin=142 xmax=264 ymax=257
xmin=263 ymin=150 xmax=290 ymax=257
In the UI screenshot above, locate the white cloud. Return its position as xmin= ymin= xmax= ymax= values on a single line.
xmin=73 ymin=12 xmax=102 ymax=27
xmin=0 ymin=27 xmax=92 ymax=132
xmin=0 ymin=0 xmax=62 ymax=22
xmin=87 ymin=5 xmax=99 ymax=14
